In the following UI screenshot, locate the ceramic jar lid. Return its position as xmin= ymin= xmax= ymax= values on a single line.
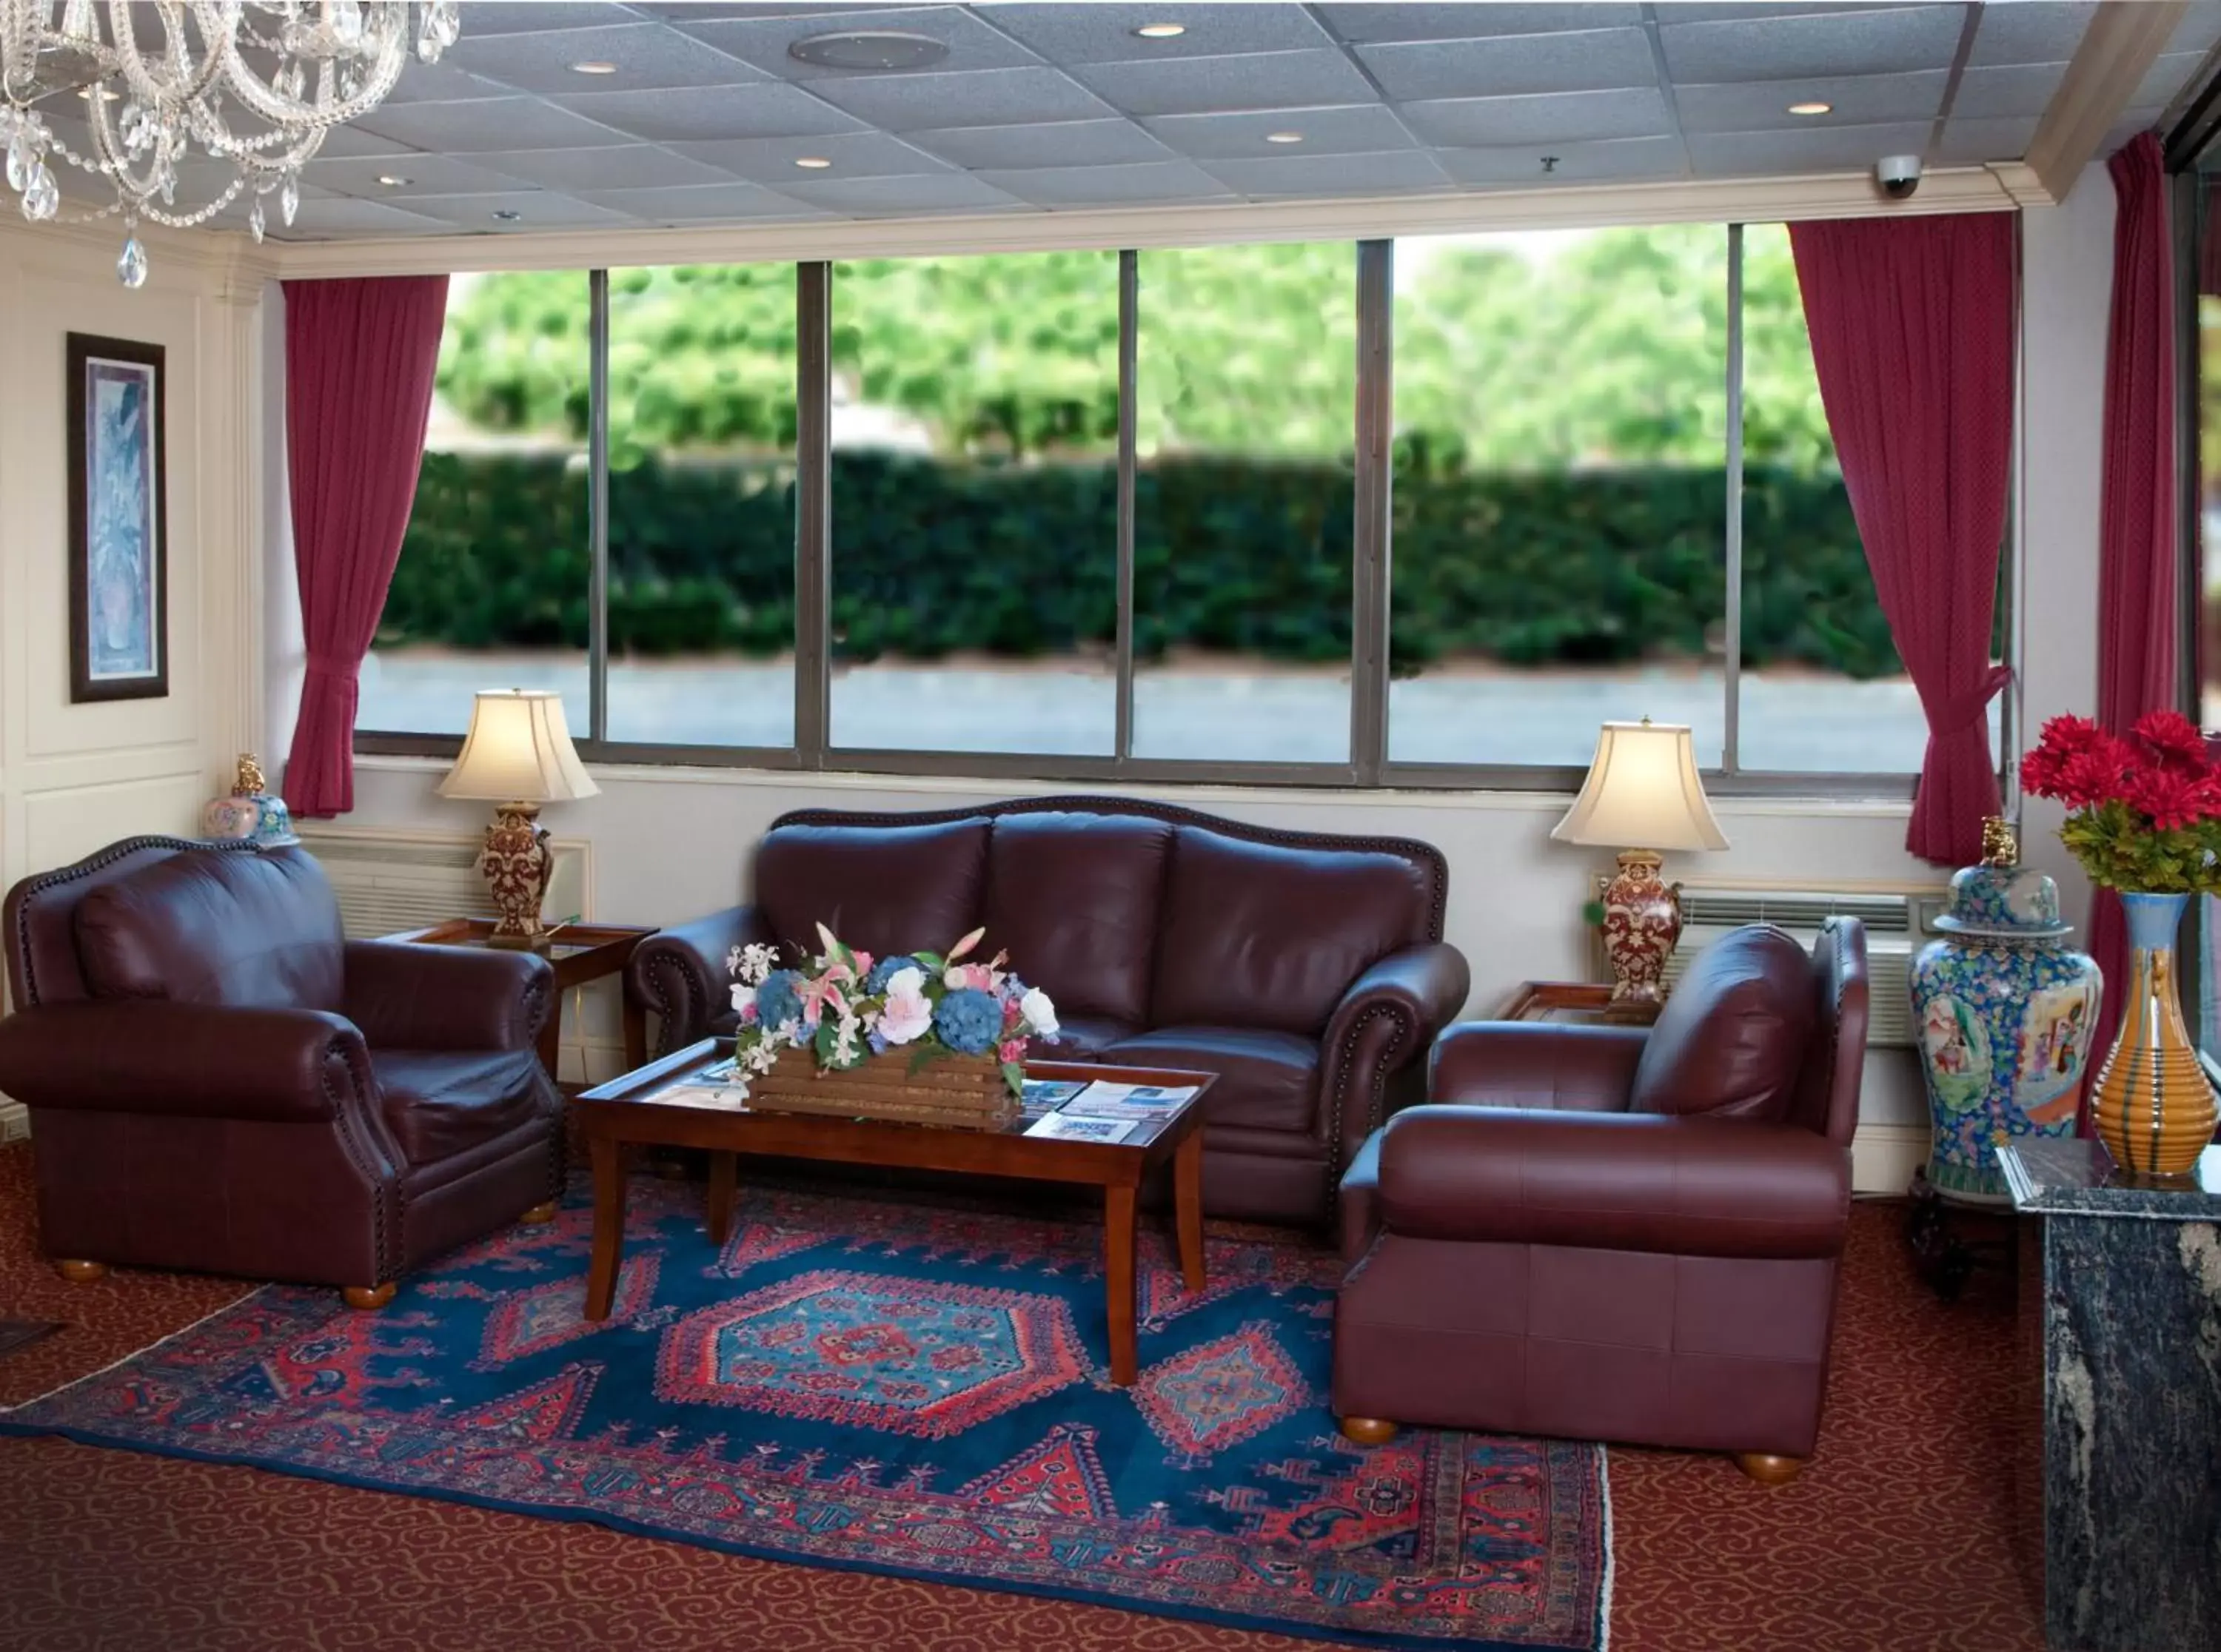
xmin=1934 ymin=861 xmax=2074 ymax=941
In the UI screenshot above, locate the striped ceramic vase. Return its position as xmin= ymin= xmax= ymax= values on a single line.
xmin=2090 ymin=891 xmax=2220 ymax=1176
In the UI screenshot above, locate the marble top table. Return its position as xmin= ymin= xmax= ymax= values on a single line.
xmin=2001 ymin=1139 xmax=2221 ymax=1652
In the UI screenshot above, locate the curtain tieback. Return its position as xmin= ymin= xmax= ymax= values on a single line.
xmin=1923 ymin=664 xmax=2014 ymax=736
xmin=303 ymin=658 xmax=358 ymax=685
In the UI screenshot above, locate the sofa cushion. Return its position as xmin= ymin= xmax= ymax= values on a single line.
xmin=984 ymin=812 xmax=1171 ymax=1026
xmin=1150 ymin=827 xmax=1433 ymax=1036
xmin=374 ymin=1048 xmax=548 ymax=1166
xmin=1098 ymin=1026 xmax=1321 ymax=1135
xmin=754 ymin=818 xmax=991 ymax=962
xmin=1629 ymin=925 xmax=1815 ymax=1123
xmin=73 ymin=848 xmax=345 ymax=1012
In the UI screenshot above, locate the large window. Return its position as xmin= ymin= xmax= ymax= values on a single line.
xmin=366 ymin=224 xmax=1977 ymax=790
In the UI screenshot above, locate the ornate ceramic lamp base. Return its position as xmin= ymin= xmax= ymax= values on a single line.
xmin=1600 ymin=848 xmax=1681 ymax=1013
xmin=479 ymin=801 xmax=555 ymax=951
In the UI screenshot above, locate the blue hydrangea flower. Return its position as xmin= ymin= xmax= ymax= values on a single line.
xmin=754 ymin=969 xmax=805 ymax=1028
xmin=864 ymin=953 xmax=923 ymax=994
xmin=933 ymin=987 xmax=1002 ymax=1055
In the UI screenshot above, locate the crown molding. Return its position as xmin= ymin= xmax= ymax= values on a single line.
xmin=2023 ymin=0 xmax=2187 ymax=202
xmin=0 ymin=211 xmax=277 ymax=295
xmin=267 ymin=165 xmax=2020 ymax=279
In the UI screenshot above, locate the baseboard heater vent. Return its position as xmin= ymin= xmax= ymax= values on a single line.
xmin=293 ymin=822 xmax=588 ymax=940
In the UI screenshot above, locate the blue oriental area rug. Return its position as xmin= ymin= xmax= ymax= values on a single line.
xmin=1 ymin=1178 xmax=1609 ymax=1651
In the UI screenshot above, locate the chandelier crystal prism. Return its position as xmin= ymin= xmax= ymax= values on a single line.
xmin=0 ymin=1 xmax=461 ymax=283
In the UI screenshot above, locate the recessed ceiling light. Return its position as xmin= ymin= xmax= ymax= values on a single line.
xmin=788 ymin=30 xmax=950 ymax=70
xmin=1264 ymin=131 xmax=1304 ymax=144
xmin=491 ymin=209 xmax=522 ymax=221
xmin=1787 ymin=101 xmax=1832 ymax=116
xmin=1134 ymin=22 xmax=1187 ymax=38
xmin=794 ymin=156 xmax=833 ymax=169
xmin=376 ymin=174 xmax=412 ymax=187
xmin=570 ymin=60 xmax=620 ymax=75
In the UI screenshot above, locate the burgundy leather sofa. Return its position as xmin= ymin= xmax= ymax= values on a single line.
xmin=1333 ymin=919 xmax=1867 ymax=1483
xmin=625 ymin=796 xmax=1470 ymax=1226
xmin=0 ymin=837 xmax=564 ymax=1307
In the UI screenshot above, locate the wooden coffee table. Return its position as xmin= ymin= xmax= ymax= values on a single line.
xmin=573 ymin=1039 xmax=1216 ymax=1386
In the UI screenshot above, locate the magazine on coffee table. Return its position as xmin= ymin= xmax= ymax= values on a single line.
xmin=647 ymin=1072 xmax=752 ymax=1110
xmin=1020 ymin=1078 xmax=1088 ymax=1118
xmin=1058 ymin=1081 xmax=1201 ymax=1121
xmin=1022 ymin=1112 xmax=1136 ymax=1144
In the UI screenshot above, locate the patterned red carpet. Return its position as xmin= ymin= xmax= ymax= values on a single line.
xmin=0 ymin=1142 xmax=2041 ymax=1651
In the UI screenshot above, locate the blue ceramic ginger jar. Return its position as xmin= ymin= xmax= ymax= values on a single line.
xmin=1909 ymin=820 xmax=2101 ymax=1205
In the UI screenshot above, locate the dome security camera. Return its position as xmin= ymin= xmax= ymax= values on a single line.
xmin=1875 ymin=154 xmax=1922 ymax=199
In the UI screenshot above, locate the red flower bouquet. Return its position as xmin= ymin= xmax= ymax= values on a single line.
xmin=2020 ymin=711 xmax=2221 ymax=892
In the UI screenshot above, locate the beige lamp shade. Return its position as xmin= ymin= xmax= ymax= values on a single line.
xmin=438 ymin=690 xmax=600 ymax=805
xmin=1552 ymin=720 xmax=1728 ymax=853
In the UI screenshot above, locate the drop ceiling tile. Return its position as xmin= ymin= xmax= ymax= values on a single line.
xmin=379 ymin=58 xmax=516 ymax=104
xmin=462 ymin=4 xmax=661 ymax=36
xmin=2137 ymin=52 xmax=2212 ymax=113
xmin=2102 ymin=110 xmax=2163 ymax=157
xmin=469 ymin=144 xmax=738 ymax=191
xmin=629 ymin=2 xmax=900 ymax=18
xmin=772 ymin=169 xmax=1034 ymax=212
xmin=356 ymin=96 xmax=634 ymax=153
xmin=679 ymin=5 xmax=1042 ymax=75
xmin=971 ymin=158 xmax=1235 ymax=204
xmin=1200 ymin=149 xmax=1455 ymax=198
xmin=311 ymin=124 xmax=419 ymax=160
xmin=1660 ymin=5 xmax=1966 ymax=83
xmin=573 ymin=180 xmax=837 ymax=218
xmin=440 ymin=23 xmax=767 ymax=94
xmin=308 ymin=153 xmax=540 ymax=197
xmin=1685 ymin=118 xmax=1936 ymax=175
xmin=1435 ymin=134 xmax=1688 ymax=186
xmin=1676 ymin=68 xmax=1947 ymax=132
xmin=669 ymin=129 xmax=953 ymax=178
xmin=1966 ymin=1 xmax=2096 ymax=67
xmin=806 ymin=64 xmax=1115 ymax=127
xmin=902 ymin=117 xmax=1174 ymax=169
xmin=388 ymin=192 xmax=640 ymax=229
xmin=1313 ymin=4 xmax=1642 ymax=42
xmin=1934 ymin=114 xmax=2040 ymax=165
xmin=1356 ymin=28 xmax=1658 ymax=101
xmin=1655 ymin=1 xmax=1940 ymax=21
xmin=2169 ymin=2 xmax=2221 ymax=57
xmin=1068 ymin=49 xmax=1379 ymax=118
xmin=1949 ymin=62 xmax=2067 ymax=122
xmin=257 ymin=198 xmax=464 ymax=237
xmin=551 ymin=81 xmax=868 ymax=141
xmin=1399 ymin=87 xmax=1674 ymax=147
xmin=1142 ymin=103 xmax=1416 ymax=159
xmin=982 ymin=4 xmax=1335 ymax=64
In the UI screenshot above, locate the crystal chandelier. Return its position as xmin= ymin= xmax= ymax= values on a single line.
xmin=0 ymin=1 xmax=460 ymax=287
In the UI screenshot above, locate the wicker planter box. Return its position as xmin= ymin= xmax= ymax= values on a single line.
xmin=746 ymin=1045 xmax=1020 ymax=1132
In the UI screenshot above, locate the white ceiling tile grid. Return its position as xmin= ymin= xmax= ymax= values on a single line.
xmin=178 ymin=1 xmax=2215 ymax=241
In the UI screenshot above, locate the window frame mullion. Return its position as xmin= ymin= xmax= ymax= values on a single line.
xmin=1723 ymin=223 xmax=1746 ymax=777
xmin=795 ymin=261 xmax=831 ymax=768
xmin=1116 ymin=248 xmax=1137 ymax=765
xmin=1352 ymin=238 xmax=1392 ymax=785
xmin=587 ymin=268 xmax=610 ymax=744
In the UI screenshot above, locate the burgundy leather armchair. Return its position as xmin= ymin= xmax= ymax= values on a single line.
xmin=626 ymin=796 xmax=1470 ymax=1226
xmin=1333 ymin=919 xmax=1867 ymax=1483
xmin=0 ymin=837 xmax=564 ymax=1307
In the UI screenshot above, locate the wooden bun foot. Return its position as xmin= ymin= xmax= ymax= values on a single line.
xmin=519 ymin=1201 xmax=558 ymax=1225
xmin=1339 ymin=1417 xmax=1398 ymax=1446
xmin=55 ymin=1259 xmax=108 ymax=1283
xmin=342 ymin=1283 xmax=397 ymax=1312
xmin=1734 ymin=1452 xmax=1806 ymax=1486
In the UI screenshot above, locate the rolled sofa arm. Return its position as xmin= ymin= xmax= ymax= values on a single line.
xmin=1319 ymin=942 xmax=1472 ymax=1165
xmin=343 ymin=940 xmax=552 ymax=1053
xmin=1429 ymin=1021 xmax=1652 ymax=1111
xmin=0 ymin=1000 xmax=378 ymax=1124
xmin=624 ymin=904 xmax=765 ymax=1056
xmin=1376 ymin=1105 xmax=1850 ymax=1260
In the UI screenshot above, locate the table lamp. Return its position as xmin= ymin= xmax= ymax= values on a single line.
xmin=1551 ymin=718 xmax=1729 ymax=1016
xmin=437 ymin=690 xmax=599 ymax=950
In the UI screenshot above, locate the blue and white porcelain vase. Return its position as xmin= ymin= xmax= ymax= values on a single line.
xmin=1909 ymin=819 xmax=2102 ymax=1204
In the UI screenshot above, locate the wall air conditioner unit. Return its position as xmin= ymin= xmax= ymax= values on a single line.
xmin=1592 ymin=878 xmax=1948 ymax=1050
xmin=293 ymin=822 xmax=589 ymax=940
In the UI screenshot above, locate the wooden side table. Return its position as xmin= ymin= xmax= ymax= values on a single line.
xmin=382 ymin=919 xmax=653 ymax=1087
xmin=1497 ymin=981 xmax=1661 ymax=1027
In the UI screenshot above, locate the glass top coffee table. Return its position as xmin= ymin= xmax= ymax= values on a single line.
xmin=574 ymin=1038 xmax=1216 ymax=1386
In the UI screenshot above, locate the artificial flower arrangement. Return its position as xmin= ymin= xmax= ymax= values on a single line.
xmin=2020 ymin=710 xmax=2221 ymax=894
xmin=726 ymin=923 xmax=1060 ymax=1098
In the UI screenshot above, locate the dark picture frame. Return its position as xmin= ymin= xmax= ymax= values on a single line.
xmin=67 ymin=332 xmax=168 ymax=703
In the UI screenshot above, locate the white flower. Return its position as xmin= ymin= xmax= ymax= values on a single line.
xmin=885 ymin=966 xmax=925 ymax=998
xmin=730 ymin=982 xmax=752 ymax=1014
xmin=729 ymin=942 xmax=779 ymax=987
xmin=944 ymin=967 xmax=966 ymax=990
xmin=1019 ymin=987 xmax=1059 ymax=1040
xmin=879 ymin=988 xmax=933 ymax=1046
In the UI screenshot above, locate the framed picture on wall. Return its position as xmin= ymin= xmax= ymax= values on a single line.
xmin=66 ymin=332 xmax=167 ymax=703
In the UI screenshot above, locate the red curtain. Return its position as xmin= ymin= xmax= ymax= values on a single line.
xmin=1789 ymin=214 xmax=2017 ymax=867
xmin=2088 ymin=133 xmax=2180 ymax=1076
xmin=281 ymin=275 xmax=449 ymax=817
